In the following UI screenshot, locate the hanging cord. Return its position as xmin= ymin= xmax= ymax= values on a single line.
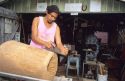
xmin=18 ymin=14 xmax=26 ymax=43
xmin=21 ymin=19 xmax=26 ymax=43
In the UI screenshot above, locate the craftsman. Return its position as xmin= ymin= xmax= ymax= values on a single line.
xmin=30 ymin=5 xmax=68 ymax=56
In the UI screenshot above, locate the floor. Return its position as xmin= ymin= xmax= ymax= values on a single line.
xmin=56 ymin=64 xmax=120 ymax=81
xmin=0 ymin=62 xmax=121 ymax=81
xmin=0 ymin=65 xmax=120 ymax=81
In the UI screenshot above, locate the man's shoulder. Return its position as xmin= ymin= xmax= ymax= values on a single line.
xmin=33 ymin=16 xmax=43 ymax=22
xmin=53 ymin=22 xmax=58 ymax=29
xmin=39 ymin=16 xmax=44 ymax=18
xmin=34 ymin=16 xmax=43 ymax=19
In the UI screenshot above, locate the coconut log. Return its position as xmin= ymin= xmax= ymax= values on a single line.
xmin=0 ymin=40 xmax=58 ymax=80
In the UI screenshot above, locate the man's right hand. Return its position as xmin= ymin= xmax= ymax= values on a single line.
xmin=60 ymin=46 xmax=69 ymax=56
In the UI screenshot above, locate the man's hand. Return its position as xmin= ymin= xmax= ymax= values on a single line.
xmin=44 ymin=41 xmax=53 ymax=48
xmin=60 ymin=47 xmax=69 ymax=56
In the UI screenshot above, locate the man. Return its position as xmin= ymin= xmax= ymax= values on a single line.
xmin=30 ymin=5 xmax=68 ymax=56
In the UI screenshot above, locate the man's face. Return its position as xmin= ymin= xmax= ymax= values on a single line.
xmin=46 ymin=12 xmax=58 ymax=24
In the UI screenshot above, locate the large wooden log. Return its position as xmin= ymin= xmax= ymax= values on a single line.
xmin=0 ymin=40 xmax=58 ymax=80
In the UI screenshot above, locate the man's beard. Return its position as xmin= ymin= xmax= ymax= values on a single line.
xmin=48 ymin=20 xmax=54 ymax=24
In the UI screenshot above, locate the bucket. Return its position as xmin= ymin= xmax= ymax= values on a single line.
xmin=98 ymin=74 xmax=108 ymax=81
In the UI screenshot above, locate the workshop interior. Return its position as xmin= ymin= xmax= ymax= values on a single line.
xmin=0 ymin=0 xmax=125 ymax=81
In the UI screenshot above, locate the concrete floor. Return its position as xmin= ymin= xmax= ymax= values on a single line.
xmin=0 ymin=65 xmax=120 ymax=81
xmin=56 ymin=65 xmax=120 ymax=81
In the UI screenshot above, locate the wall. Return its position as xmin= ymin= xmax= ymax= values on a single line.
xmin=0 ymin=7 xmax=19 ymax=44
xmin=2 ymin=0 xmax=125 ymax=13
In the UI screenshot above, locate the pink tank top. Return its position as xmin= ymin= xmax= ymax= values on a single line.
xmin=30 ymin=16 xmax=57 ymax=49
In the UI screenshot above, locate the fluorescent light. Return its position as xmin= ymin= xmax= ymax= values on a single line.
xmin=0 ymin=0 xmax=5 ymax=2
xmin=120 ymin=0 xmax=125 ymax=1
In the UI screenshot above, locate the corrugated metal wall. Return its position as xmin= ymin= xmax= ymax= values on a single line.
xmin=4 ymin=0 xmax=125 ymax=13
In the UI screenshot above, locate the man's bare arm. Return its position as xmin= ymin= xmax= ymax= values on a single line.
xmin=55 ymin=26 xmax=68 ymax=55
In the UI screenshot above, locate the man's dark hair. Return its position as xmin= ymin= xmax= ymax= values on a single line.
xmin=46 ymin=5 xmax=60 ymax=15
